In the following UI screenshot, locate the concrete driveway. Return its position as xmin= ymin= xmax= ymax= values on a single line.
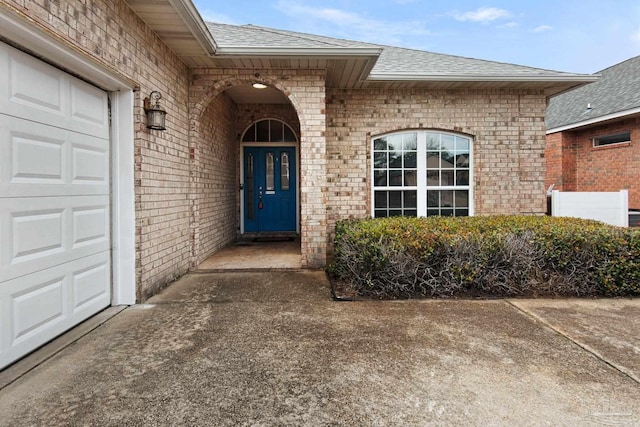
xmin=0 ymin=271 xmax=639 ymax=426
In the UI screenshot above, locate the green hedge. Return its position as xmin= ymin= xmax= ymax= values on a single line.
xmin=328 ymin=216 xmax=640 ymax=298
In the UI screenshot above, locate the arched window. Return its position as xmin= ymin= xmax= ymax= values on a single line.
xmin=242 ymin=119 xmax=297 ymax=143
xmin=372 ymin=130 xmax=472 ymax=217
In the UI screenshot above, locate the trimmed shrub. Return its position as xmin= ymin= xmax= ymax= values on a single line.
xmin=328 ymin=216 xmax=640 ymax=298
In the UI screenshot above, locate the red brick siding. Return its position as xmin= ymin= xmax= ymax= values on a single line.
xmin=565 ymin=118 xmax=639 ymax=209
xmin=545 ymin=131 xmax=578 ymax=191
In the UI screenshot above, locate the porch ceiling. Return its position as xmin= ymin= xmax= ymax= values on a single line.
xmin=224 ymin=84 xmax=290 ymax=104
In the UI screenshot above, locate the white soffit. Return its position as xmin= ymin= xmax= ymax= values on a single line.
xmin=125 ymin=0 xmax=217 ymax=57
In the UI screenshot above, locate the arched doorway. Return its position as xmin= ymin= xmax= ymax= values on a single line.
xmin=241 ymin=119 xmax=299 ymax=234
xmin=190 ymin=73 xmax=328 ymax=268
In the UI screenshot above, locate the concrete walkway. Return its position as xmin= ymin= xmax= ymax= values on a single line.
xmin=0 ymin=271 xmax=639 ymax=426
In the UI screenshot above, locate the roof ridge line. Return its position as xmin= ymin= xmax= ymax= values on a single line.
xmin=596 ymin=54 xmax=640 ymax=74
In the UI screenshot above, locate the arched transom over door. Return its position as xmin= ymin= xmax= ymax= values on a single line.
xmin=242 ymin=119 xmax=298 ymax=233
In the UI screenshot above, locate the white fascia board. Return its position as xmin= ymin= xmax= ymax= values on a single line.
xmin=546 ymin=106 xmax=640 ymax=134
xmin=214 ymin=46 xmax=383 ymax=57
xmin=367 ymin=72 xmax=599 ymax=83
xmin=168 ymin=0 xmax=218 ymax=54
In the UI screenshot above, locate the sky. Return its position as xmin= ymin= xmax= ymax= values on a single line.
xmin=193 ymin=0 xmax=640 ymax=74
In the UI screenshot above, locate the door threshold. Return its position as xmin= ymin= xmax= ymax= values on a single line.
xmin=241 ymin=232 xmax=299 ymax=240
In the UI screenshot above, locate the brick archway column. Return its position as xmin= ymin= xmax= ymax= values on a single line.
xmin=297 ymin=72 xmax=327 ymax=268
xmin=189 ymin=69 xmax=328 ymax=269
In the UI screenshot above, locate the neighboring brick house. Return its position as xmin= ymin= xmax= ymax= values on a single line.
xmin=0 ymin=0 xmax=594 ymax=368
xmin=546 ymin=55 xmax=640 ymax=210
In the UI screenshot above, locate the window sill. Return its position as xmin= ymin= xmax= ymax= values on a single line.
xmin=592 ymin=141 xmax=631 ymax=150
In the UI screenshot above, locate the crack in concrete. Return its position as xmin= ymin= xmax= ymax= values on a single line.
xmin=506 ymin=300 xmax=640 ymax=386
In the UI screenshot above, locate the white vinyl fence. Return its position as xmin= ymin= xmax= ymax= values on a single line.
xmin=550 ymin=190 xmax=629 ymax=227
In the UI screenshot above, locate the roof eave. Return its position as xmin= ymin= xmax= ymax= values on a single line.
xmin=546 ymin=106 xmax=640 ymax=134
xmin=214 ymin=46 xmax=383 ymax=57
xmin=366 ymin=73 xmax=600 ymax=83
xmin=169 ymin=0 xmax=218 ymax=54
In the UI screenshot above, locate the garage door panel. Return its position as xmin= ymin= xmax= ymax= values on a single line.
xmin=1 ymin=115 xmax=66 ymax=187
xmin=4 ymin=49 xmax=66 ymax=118
xmin=1 ymin=40 xmax=111 ymax=369
xmin=11 ymin=208 xmax=66 ymax=263
xmin=12 ymin=131 xmax=65 ymax=184
xmin=0 ymin=196 xmax=110 ymax=282
xmin=72 ymin=205 xmax=109 ymax=248
xmin=0 ymin=252 xmax=110 ymax=369
xmin=72 ymin=142 xmax=109 ymax=185
xmin=70 ymin=81 xmax=109 ymax=130
xmin=73 ymin=261 xmax=110 ymax=312
xmin=0 ymin=115 xmax=109 ymax=197
xmin=12 ymin=276 xmax=65 ymax=344
xmin=0 ymin=44 xmax=109 ymax=139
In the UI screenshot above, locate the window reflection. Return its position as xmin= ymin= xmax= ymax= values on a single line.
xmin=373 ymin=131 xmax=471 ymax=218
xmin=247 ymin=154 xmax=254 ymax=220
xmin=281 ymin=152 xmax=290 ymax=191
xmin=266 ymin=152 xmax=274 ymax=191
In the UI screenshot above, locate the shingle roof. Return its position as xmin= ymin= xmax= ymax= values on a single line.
xmin=371 ymin=45 xmax=576 ymax=77
xmin=208 ymin=23 xmax=374 ymax=49
xmin=546 ymin=55 xmax=640 ymax=130
xmin=207 ymin=22 xmax=590 ymax=80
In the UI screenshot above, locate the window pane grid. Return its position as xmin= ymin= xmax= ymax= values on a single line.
xmin=426 ymin=190 xmax=469 ymax=217
xmin=372 ymin=131 xmax=472 ymax=218
xmin=242 ymin=119 xmax=297 ymax=143
xmin=374 ymin=190 xmax=417 ymax=218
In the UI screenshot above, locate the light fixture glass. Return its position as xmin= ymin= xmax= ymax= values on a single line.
xmin=143 ymin=91 xmax=167 ymax=130
xmin=252 ymin=83 xmax=267 ymax=89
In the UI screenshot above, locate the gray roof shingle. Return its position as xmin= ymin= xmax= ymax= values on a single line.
xmin=546 ymin=55 xmax=640 ymax=130
xmin=208 ymin=23 xmax=370 ymax=49
xmin=207 ymin=22 xmax=589 ymax=79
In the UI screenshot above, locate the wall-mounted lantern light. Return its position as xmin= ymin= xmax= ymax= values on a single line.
xmin=143 ymin=91 xmax=167 ymax=130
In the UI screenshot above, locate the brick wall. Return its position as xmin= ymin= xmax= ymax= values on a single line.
xmin=545 ymin=131 xmax=577 ymax=191
xmin=547 ymin=117 xmax=640 ymax=209
xmin=325 ymin=88 xmax=548 ymax=244
xmin=3 ymin=0 xmax=193 ymax=299
xmin=192 ymin=92 xmax=238 ymax=265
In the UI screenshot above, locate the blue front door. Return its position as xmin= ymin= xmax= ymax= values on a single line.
xmin=244 ymin=147 xmax=297 ymax=233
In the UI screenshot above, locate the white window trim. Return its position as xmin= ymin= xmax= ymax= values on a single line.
xmin=592 ymin=131 xmax=631 ymax=148
xmin=370 ymin=130 xmax=474 ymax=217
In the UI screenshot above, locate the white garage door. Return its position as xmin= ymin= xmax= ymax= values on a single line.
xmin=0 ymin=42 xmax=111 ymax=369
